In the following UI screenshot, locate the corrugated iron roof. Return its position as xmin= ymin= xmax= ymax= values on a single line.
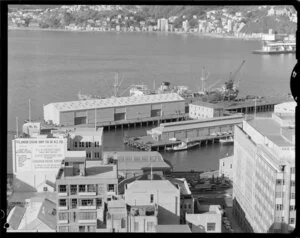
xmin=45 ymin=93 xmax=184 ymax=112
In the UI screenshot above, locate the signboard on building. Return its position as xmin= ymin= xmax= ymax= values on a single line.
xmin=13 ymin=138 xmax=67 ymax=171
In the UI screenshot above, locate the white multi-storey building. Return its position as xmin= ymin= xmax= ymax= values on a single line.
xmin=232 ymin=111 xmax=295 ymax=233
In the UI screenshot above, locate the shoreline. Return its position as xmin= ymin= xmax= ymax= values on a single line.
xmin=8 ymin=26 xmax=261 ymax=41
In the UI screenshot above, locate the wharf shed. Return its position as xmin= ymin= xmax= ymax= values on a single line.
xmin=43 ymin=93 xmax=185 ymax=126
xmin=147 ymin=114 xmax=244 ymax=141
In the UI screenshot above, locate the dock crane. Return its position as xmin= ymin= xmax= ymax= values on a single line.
xmin=227 ymin=59 xmax=246 ymax=88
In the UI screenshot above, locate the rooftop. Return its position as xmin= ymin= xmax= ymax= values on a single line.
xmin=248 ymin=118 xmax=294 ymax=147
xmin=69 ymin=127 xmax=104 ymax=137
xmin=190 ymin=101 xmax=224 ymax=109
xmin=154 ymin=114 xmax=244 ymax=133
xmin=104 ymin=151 xmax=171 ymax=171
xmin=156 ymin=224 xmax=191 ymax=233
xmin=64 ymin=151 xmax=86 ymax=163
xmin=45 ymin=93 xmax=184 ymax=112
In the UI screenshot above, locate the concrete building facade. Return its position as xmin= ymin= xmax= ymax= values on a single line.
xmin=232 ymin=113 xmax=295 ymax=233
xmin=219 ymin=156 xmax=233 ymax=181
xmin=67 ymin=127 xmax=104 ymax=160
xmin=124 ymin=175 xmax=181 ymax=225
xmin=55 ymin=152 xmax=118 ymax=232
xmin=189 ymin=101 xmax=224 ymax=120
xmin=43 ymin=93 xmax=185 ymax=126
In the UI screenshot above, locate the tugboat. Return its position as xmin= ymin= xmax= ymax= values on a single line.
xmin=166 ymin=139 xmax=200 ymax=152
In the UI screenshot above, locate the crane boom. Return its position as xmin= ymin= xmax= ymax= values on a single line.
xmin=229 ymin=60 xmax=246 ymax=82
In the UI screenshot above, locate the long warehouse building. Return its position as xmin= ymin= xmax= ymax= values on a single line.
xmin=43 ymin=93 xmax=185 ymax=126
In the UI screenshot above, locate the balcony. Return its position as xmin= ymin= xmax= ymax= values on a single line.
xmin=78 ymin=205 xmax=96 ymax=210
xmin=58 ymin=220 xmax=69 ymax=224
xmin=58 ymin=192 xmax=68 ymax=197
xmin=58 ymin=206 xmax=68 ymax=210
xmin=78 ymin=191 xmax=96 ymax=196
xmin=78 ymin=219 xmax=97 ymax=224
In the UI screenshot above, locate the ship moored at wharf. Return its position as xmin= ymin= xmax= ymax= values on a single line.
xmin=253 ymin=41 xmax=296 ymax=54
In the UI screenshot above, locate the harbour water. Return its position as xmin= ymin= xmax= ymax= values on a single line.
xmin=7 ymin=30 xmax=296 ymax=173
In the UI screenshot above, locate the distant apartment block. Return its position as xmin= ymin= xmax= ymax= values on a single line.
xmin=189 ymin=101 xmax=224 ymax=119
xmin=124 ymin=174 xmax=181 ymax=225
xmin=67 ymin=127 xmax=103 ymax=160
xmin=55 ymin=152 xmax=118 ymax=232
xmin=233 ymin=110 xmax=295 ymax=233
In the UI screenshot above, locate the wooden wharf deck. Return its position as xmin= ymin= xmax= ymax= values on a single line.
xmin=124 ymin=132 xmax=234 ymax=151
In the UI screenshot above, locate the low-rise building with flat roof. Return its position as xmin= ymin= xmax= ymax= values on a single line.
xmin=43 ymin=93 xmax=185 ymax=126
xmin=147 ymin=114 xmax=244 ymax=141
xmin=124 ymin=174 xmax=181 ymax=225
xmin=104 ymin=151 xmax=171 ymax=179
xmin=55 ymin=152 xmax=118 ymax=232
xmin=189 ymin=101 xmax=224 ymax=119
xmin=185 ymin=204 xmax=222 ymax=233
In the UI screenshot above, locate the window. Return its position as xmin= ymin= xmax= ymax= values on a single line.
xmin=291 ymin=181 xmax=295 ymax=186
xmin=58 ymin=226 xmax=68 ymax=232
xmin=150 ymin=194 xmax=154 ymax=203
xmin=73 ymin=212 xmax=76 ymax=222
xmin=184 ymin=204 xmax=187 ymax=209
xmin=87 ymin=184 xmax=96 ymax=192
xmin=87 ymin=226 xmax=96 ymax=232
xmin=70 ymin=185 xmax=77 ymax=195
xmin=86 ymin=142 xmax=89 ymax=148
xmin=290 ymin=205 xmax=295 ymax=211
xmin=87 ymin=152 xmax=91 ymax=158
xmin=79 ymin=185 xmax=86 ymax=192
xmin=80 ymin=199 xmax=94 ymax=206
xmin=134 ymin=221 xmax=139 ymax=232
xmin=95 ymin=142 xmax=100 ymax=147
xmin=89 ymin=142 xmax=91 ymax=147
xmin=78 ymin=212 xmax=96 ymax=220
xmin=230 ymin=164 xmax=232 ymax=169
xmin=291 ymin=193 xmax=295 ymax=199
xmin=147 ymin=221 xmax=154 ymax=231
xmin=290 ymin=218 xmax=295 ymax=224
xmin=79 ymin=142 xmax=84 ymax=148
xmin=79 ymin=226 xmax=85 ymax=232
xmin=188 ymin=204 xmax=191 ymax=209
xmin=121 ymin=218 xmax=126 ymax=229
xmin=95 ymin=152 xmax=100 ymax=158
xmin=58 ymin=212 xmax=68 ymax=221
xmin=59 ymin=185 xmax=67 ymax=193
xmin=59 ymin=199 xmax=67 ymax=207
xmin=276 ymin=179 xmax=282 ymax=185
xmin=43 ymin=187 xmax=48 ymax=192
xmin=71 ymin=199 xmax=77 ymax=209
xmin=74 ymin=142 xmax=77 ymax=148
xmin=96 ymin=198 xmax=102 ymax=207
xmin=108 ymin=184 xmax=114 ymax=192
xmin=207 ymin=223 xmax=216 ymax=231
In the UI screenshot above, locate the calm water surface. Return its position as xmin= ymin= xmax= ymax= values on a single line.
xmin=7 ymin=30 xmax=296 ymax=173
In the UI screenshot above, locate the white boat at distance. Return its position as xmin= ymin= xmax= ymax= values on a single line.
xmin=219 ymin=136 xmax=234 ymax=144
xmin=166 ymin=139 xmax=200 ymax=151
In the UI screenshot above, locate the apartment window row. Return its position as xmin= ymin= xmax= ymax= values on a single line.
xmin=276 ymin=204 xmax=283 ymax=211
xmin=74 ymin=141 xmax=100 ymax=148
xmin=290 ymin=205 xmax=296 ymax=211
xmin=78 ymin=211 xmax=97 ymax=220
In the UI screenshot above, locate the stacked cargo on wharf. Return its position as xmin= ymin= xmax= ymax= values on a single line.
xmin=43 ymin=93 xmax=186 ymax=128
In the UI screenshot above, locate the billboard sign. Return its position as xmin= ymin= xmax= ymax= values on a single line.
xmin=14 ymin=138 xmax=67 ymax=171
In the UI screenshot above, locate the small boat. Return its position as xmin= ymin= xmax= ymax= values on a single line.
xmin=166 ymin=141 xmax=200 ymax=151
xmin=219 ymin=136 xmax=234 ymax=144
